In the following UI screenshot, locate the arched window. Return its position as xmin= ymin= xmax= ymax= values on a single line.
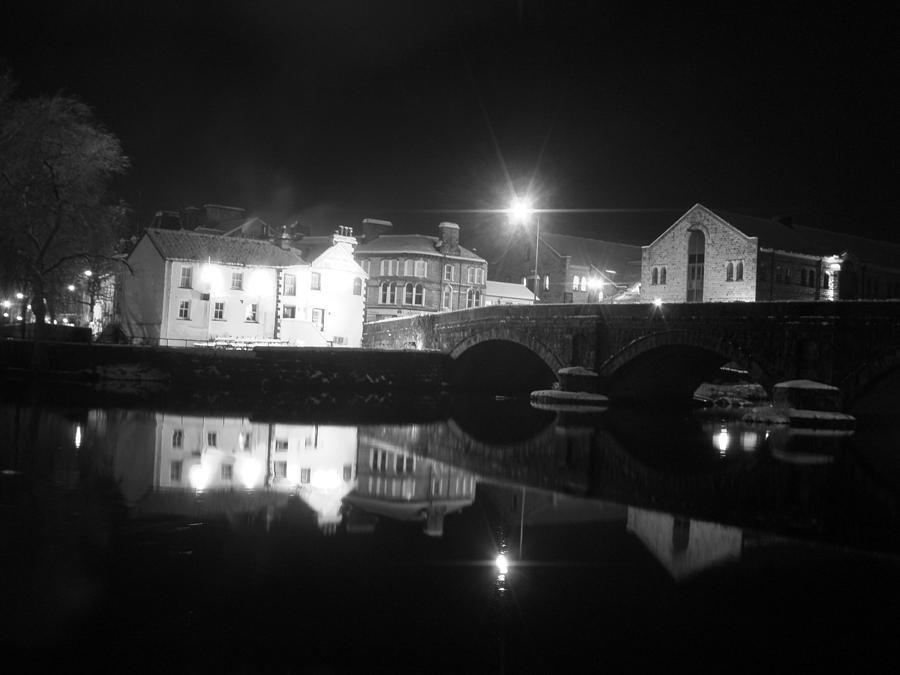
xmin=800 ymin=269 xmax=807 ymax=286
xmin=442 ymin=285 xmax=452 ymax=309
xmin=413 ymin=283 xmax=424 ymax=305
xmin=726 ymin=261 xmax=734 ymax=282
xmin=580 ymin=277 xmax=587 ymax=292
xmin=473 ymin=290 xmax=482 ymax=307
xmin=823 ymin=273 xmax=830 ymax=290
xmin=735 ymin=261 xmax=743 ymax=282
xmin=660 ymin=266 xmax=667 ymax=284
xmin=687 ymin=230 xmax=705 ymax=302
xmin=543 ymin=275 xmax=549 ymax=291
xmin=651 ymin=268 xmax=658 ymax=285
xmin=573 ymin=275 xmax=580 ymax=290
xmin=379 ymin=282 xmax=396 ymax=304
xmin=404 ymin=283 xmax=414 ymax=304
xmin=466 ymin=288 xmax=475 ymax=308
xmin=808 ymin=269 xmax=816 ymax=288
xmin=352 ymin=277 xmax=362 ymax=295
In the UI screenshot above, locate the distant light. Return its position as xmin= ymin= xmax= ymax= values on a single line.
xmin=52 ymin=319 xmax=58 ymax=325
xmin=714 ymin=428 xmax=730 ymax=454
xmin=310 ymin=468 xmax=341 ymax=490
xmin=237 ymin=457 xmax=262 ymax=489
xmin=15 ymin=292 xmax=24 ymax=299
xmin=2 ymin=312 xmax=8 ymax=318
xmin=189 ymin=464 xmax=210 ymax=491
xmin=507 ymin=196 xmax=534 ymax=225
xmin=653 ymin=298 xmax=663 ymax=307
xmin=1 ymin=300 xmax=9 ymax=308
xmin=495 ymin=553 xmax=509 ymax=575
xmin=588 ymin=277 xmax=604 ymax=290
xmin=68 ymin=284 xmax=76 ymax=292
xmin=15 ymin=315 xmax=23 ymax=321
xmin=84 ymin=270 xmax=93 ymax=277
xmin=26 ymin=304 xmax=31 ymax=310
xmin=74 ymin=424 xmax=82 ymax=449
xmin=61 ymin=317 xmax=69 ymax=324
xmin=741 ymin=431 xmax=759 ymax=452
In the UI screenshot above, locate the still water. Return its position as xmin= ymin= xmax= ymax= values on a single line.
xmin=1 ymin=386 xmax=899 ymax=673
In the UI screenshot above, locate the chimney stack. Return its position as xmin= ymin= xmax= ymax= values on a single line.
xmin=437 ymin=222 xmax=460 ymax=255
xmin=362 ymin=218 xmax=393 ymax=242
xmin=279 ymin=226 xmax=292 ymax=250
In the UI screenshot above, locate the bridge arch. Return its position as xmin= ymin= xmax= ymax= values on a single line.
xmin=447 ymin=329 xmax=564 ymax=393
xmin=597 ymin=329 xmax=773 ymax=401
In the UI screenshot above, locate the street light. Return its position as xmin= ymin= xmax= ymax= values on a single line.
xmin=507 ymin=196 xmax=540 ymax=302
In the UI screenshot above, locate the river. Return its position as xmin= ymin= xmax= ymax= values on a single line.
xmin=1 ymin=385 xmax=898 ymax=673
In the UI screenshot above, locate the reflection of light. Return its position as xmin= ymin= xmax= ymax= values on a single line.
xmin=15 ymin=315 xmax=23 ymax=321
xmin=201 ymin=264 xmax=222 ymax=291
xmin=2 ymin=313 xmax=7 ymax=318
xmin=740 ymin=431 xmax=759 ymax=452
xmin=61 ymin=317 xmax=68 ymax=324
xmin=588 ymin=277 xmax=603 ymax=290
xmin=310 ymin=469 xmax=342 ymax=490
xmin=15 ymin=292 xmax=24 ymax=299
xmin=653 ymin=298 xmax=663 ymax=307
xmin=189 ymin=464 xmax=210 ymax=491
xmin=237 ymin=457 xmax=262 ymax=489
xmin=714 ymin=428 xmax=730 ymax=454
xmin=247 ymin=270 xmax=271 ymax=296
xmin=496 ymin=553 xmax=509 ymax=575
xmin=507 ymin=196 xmax=534 ymax=224
xmin=68 ymin=284 xmax=75 ymax=292
xmin=74 ymin=424 xmax=82 ymax=449
xmin=84 ymin=270 xmax=93 ymax=277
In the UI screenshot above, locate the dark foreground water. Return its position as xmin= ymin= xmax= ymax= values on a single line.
xmin=1 ymin=385 xmax=899 ymax=674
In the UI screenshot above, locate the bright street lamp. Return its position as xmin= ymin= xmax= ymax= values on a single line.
xmin=507 ymin=196 xmax=541 ymax=302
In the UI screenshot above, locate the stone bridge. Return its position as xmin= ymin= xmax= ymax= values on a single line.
xmin=362 ymin=301 xmax=900 ymax=404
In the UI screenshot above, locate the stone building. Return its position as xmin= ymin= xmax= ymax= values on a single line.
xmin=354 ymin=219 xmax=488 ymax=322
xmin=641 ymin=203 xmax=900 ymax=303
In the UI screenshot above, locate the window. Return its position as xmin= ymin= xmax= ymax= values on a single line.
xmin=170 ymin=461 xmax=182 ymax=482
xmin=785 ymin=267 xmax=792 ymax=284
xmin=361 ymin=260 xmax=370 ymax=275
xmin=800 ymin=269 xmax=807 ymax=286
xmin=274 ymin=461 xmax=287 ymax=478
xmin=283 ymin=305 xmax=296 ymax=319
xmin=380 ymin=259 xmax=399 ymax=276
xmin=300 ymin=468 xmax=311 ymax=484
xmin=239 ymin=432 xmax=251 ymax=450
xmin=651 ymin=268 xmax=658 ymax=285
xmin=580 ymin=277 xmax=587 ymax=292
xmin=775 ymin=265 xmax=784 ymax=283
xmin=284 ymin=273 xmax=296 ymax=296
xmin=735 ymin=261 xmax=743 ymax=282
xmin=178 ymin=300 xmax=191 ymax=320
xmin=726 ymin=262 xmax=734 ymax=282
xmin=312 ymin=308 xmax=324 ymax=331
xmin=574 ymin=275 xmax=581 ymax=290
xmin=245 ymin=303 xmax=258 ymax=322
xmin=213 ymin=301 xmax=224 ymax=320
xmin=404 ymin=283 xmax=414 ymax=304
xmin=353 ymin=277 xmax=362 ymax=295
xmin=207 ymin=432 xmax=217 ymax=447
xmin=221 ymin=464 xmax=233 ymax=481
xmin=413 ymin=283 xmax=424 ymax=305
xmin=231 ymin=272 xmax=243 ymax=290
xmin=379 ymin=282 xmax=397 ymax=304
xmin=475 ymin=268 xmax=485 ymax=284
xmin=660 ymin=267 xmax=667 ymax=284
xmin=444 ymin=264 xmax=454 ymax=281
xmin=543 ymin=275 xmax=550 ymax=291
xmin=466 ymin=288 xmax=482 ymax=308
xmin=172 ymin=429 xmax=184 ymax=448
xmin=343 ymin=464 xmax=353 ymax=481
xmin=275 ymin=439 xmax=288 ymax=451
xmin=404 ymin=260 xmax=414 ymax=276
xmin=180 ymin=266 xmax=193 ymax=289
xmin=808 ymin=269 xmax=815 ymax=288
xmin=311 ymin=271 xmax=321 ymax=290
xmin=442 ymin=285 xmax=452 ymax=310
xmin=466 ymin=267 xmax=476 ymax=284
xmin=823 ymin=273 xmax=830 ymax=289
xmin=415 ymin=260 xmax=427 ymax=277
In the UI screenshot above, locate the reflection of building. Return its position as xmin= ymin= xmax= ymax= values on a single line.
xmin=354 ymin=219 xmax=488 ymax=322
xmin=641 ymin=203 xmax=900 ymax=303
xmin=344 ymin=429 xmax=477 ymax=536
xmin=627 ymin=507 xmax=743 ymax=580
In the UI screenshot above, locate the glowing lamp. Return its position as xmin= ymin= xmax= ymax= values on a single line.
xmin=495 ymin=553 xmax=509 ymax=575
xmin=310 ymin=469 xmax=342 ymax=491
xmin=247 ymin=269 xmax=271 ymax=296
xmin=67 ymin=284 xmax=76 ymax=292
xmin=15 ymin=292 xmax=24 ymax=299
xmin=653 ymin=298 xmax=663 ymax=307
xmin=237 ymin=457 xmax=262 ymax=489
xmin=508 ymin=196 xmax=534 ymax=224
xmin=84 ymin=270 xmax=93 ymax=277
xmin=714 ymin=428 xmax=730 ymax=454
xmin=189 ymin=463 xmax=211 ymax=491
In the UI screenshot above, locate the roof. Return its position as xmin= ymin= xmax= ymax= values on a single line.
xmin=356 ymin=234 xmax=484 ymax=261
xmin=540 ymin=233 xmax=642 ymax=282
xmin=485 ymin=280 xmax=537 ymax=301
xmin=140 ymin=228 xmax=305 ymax=267
xmin=292 ymin=236 xmax=333 ymax=264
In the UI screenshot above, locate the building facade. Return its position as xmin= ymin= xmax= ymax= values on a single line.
xmin=641 ymin=204 xmax=900 ymax=303
xmin=484 ymin=279 xmax=537 ymax=306
xmin=354 ymin=219 xmax=488 ymax=322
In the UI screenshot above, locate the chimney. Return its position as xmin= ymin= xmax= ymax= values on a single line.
xmin=362 ymin=218 xmax=393 ymax=242
xmin=437 ymin=221 xmax=460 ymax=255
xmin=279 ymin=226 xmax=291 ymax=250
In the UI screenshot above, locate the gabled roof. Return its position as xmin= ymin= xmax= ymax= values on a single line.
xmin=540 ymin=233 xmax=642 ymax=282
xmin=356 ymin=234 xmax=484 ymax=261
xmin=140 ymin=228 xmax=305 ymax=267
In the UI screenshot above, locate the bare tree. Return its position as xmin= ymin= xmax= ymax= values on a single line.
xmin=0 ymin=73 xmax=130 ymax=337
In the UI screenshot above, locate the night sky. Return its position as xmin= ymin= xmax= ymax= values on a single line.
xmin=3 ymin=1 xmax=897 ymax=244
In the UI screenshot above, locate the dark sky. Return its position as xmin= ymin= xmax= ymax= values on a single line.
xmin=3 ymin=1 xmax=898 ymax=244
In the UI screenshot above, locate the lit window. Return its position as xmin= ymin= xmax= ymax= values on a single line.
xmin=311 ymin=272 xmax=321 ymax=290
xmin=231 ymin=272 xmax=243 ymax=290
xmin=543 ymin=275 xmax=549 ymax=290
xmin=312 ymin=308 xmax=324 ymax=331
xmin=274 ymin=461 xmax=287 ymax=478
xmin=245 ymin=303 xmax=258 ymax=322
xmin=284 ymin=273 xmax=296 ymax=296
xmin=213 ymin=301 xmax=225 ymax=320
xmin=300 ymin=468 xmax=311 ymax=484
xmin=573 ymin=275 xmax=580 ymax=290
xmin=275 ymin=439 xmax=288 ymax=451
xmin=221 ymin=464 xmax=233 ymax=481
xmin=180 ymin=266 xmax=193 ymax=289
xmin=283 ymin=305 xmax=296 ymax=319
xmin=444 ymin=264 xmax=454 ymax=281
xmin=580 ymin=277 xmax=587 ymax=292
xmin=207 ymin=432 xmax=217 ymax=447
xmin=415 ymin=260 xmax=427 ymax=277
xmin=178 ymin=300 xmax=190 ymax=320
xmin=172 ymin=429 xmax=184 ymax=448
xmin=353 ymin=277 xmax=362 ymax=295
xmin=170 ymin=461 xmax=182 ymax=482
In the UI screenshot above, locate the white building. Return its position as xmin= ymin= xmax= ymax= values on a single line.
xmin=484 ymin=279 xmax=537 ymax=306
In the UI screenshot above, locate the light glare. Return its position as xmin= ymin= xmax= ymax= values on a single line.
xmin=495 ymin=553 xmax=509 ymax=575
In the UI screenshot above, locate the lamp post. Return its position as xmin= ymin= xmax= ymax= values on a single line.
xmin=508 ymin=197 xmax=540 ymax=302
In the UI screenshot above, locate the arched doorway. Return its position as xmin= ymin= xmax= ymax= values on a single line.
xmin=687 ymin=229 xmax=705 ymax=302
